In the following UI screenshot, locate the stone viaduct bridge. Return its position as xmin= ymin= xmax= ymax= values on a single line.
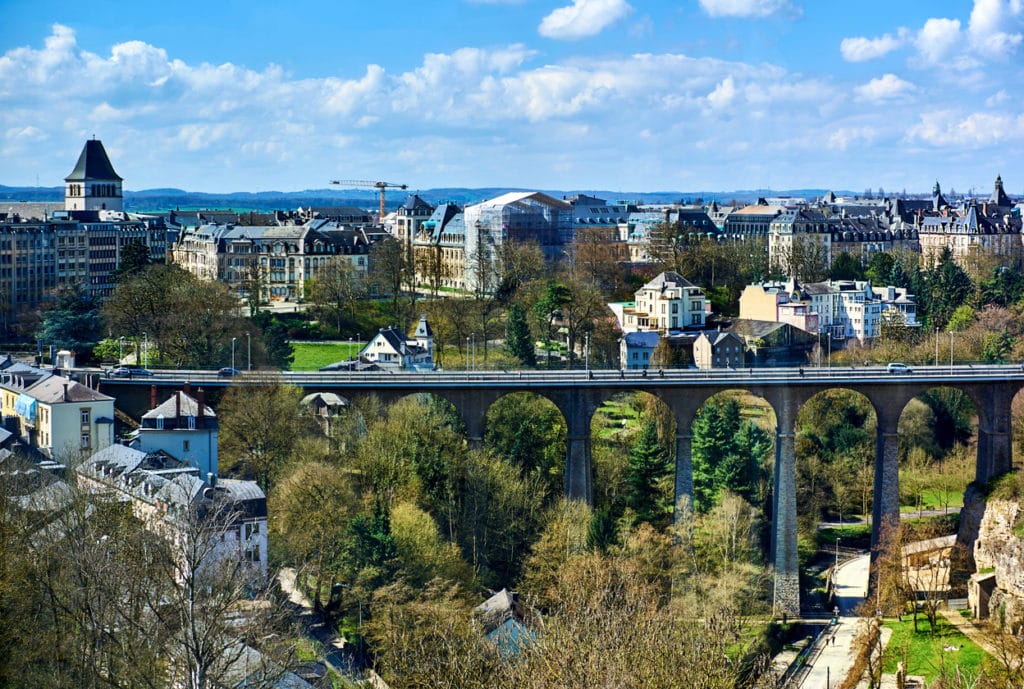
xmin=95 ymin=364 xmax=1024 ymax=615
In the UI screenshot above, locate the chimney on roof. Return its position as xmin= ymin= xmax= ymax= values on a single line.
xmin=175 ymin=391 xmax=181 ymax=421
xmin=197 ymin=388 xmax=205 ymax=428
xmin=150 ymin=385 xmax=157 ymax=410
xmin=62 ymin=383 xmax=68 ymax=402
xmin=207 ymin=471 xmax=216 ymax=487
xmin=184 ymin=381 xmax=191 ymax=396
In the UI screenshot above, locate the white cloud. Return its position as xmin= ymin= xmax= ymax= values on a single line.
xmin=909 ymin=109 xmax=1024 ymax=146
xmin=2 ymin=21 xmax=1023 ymax=192
xmin=827 ymin=127 xmax=877 ymax=151
xmin=538 ymin=0 xmax=632 ymax=40
xmin=839 ymin=31 xmax=907 ymax=62
xmin=706 ymin=76 xmax=736 ymax=109
xmin=914 ymin=17 xmax=963 ymax=65
xmin=855 ymin=73 xmax=916 ymax=101
xmin=697 ymin=0 xmax=795 ymax=18
xmin=986 ymin=89 xmax=1010 ymax=106
xmin=968 ymin=0 xmax=1024 ymax=59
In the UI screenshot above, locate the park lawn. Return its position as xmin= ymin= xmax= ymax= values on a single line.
xmin=818 ymin=523 xmax=872 ymax=547
xmin=290 ymin=342 xmax=357 ymax=371
xmin=882 ymin=615 xmax=987 ymax=683
xmin=901 ymin=488 xmax=963 ymax=513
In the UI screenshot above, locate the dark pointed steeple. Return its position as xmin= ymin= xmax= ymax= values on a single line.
xmin=989 ymin=174 xmax=1012 ymax=209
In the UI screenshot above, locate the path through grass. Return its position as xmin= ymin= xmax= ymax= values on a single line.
xmin=882 ymin=615 xmax=987 ymax=683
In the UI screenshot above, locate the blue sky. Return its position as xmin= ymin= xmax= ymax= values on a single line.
xmin=1 ymin=0 xmax=1022 ymax=195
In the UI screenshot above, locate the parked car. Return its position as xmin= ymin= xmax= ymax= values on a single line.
xmin=886 ymin=362 xmax=913 ymax=374
xmin=109 ymin=366 xmax=153 ymax=377
xmin=217 ymin=367 xmax=241 ymax=378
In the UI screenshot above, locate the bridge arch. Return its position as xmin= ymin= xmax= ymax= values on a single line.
xmin=483 ymin=392 xmax=567 ymax=502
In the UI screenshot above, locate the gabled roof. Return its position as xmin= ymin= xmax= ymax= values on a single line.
xmin=142 ymin=391 xmax=216 ymax=420
xmin=65 ymin=139 xmax=123 ymax=182
xmin=25 ymin=375 xmax=113 ymax=404
xmin=400 ymin=194 xmax=434 ymax=212
xmin=641 ymin=271 xmax=696 ymax=291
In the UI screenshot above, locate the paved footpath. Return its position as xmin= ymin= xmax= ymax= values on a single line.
xmin=797 ymin=554 xmax=872 ymax=689
xmin=277 ymin=568 xmax=369 ymax=684
xmin=937 ymin=607 xmax=1001 ymax=657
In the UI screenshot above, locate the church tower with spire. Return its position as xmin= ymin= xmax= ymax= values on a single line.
xmin=64 ymin=138 xmax=123 ymax=212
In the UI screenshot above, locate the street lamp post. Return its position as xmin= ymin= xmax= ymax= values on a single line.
xmin=118 ymin=336 xmax=125 ymax=364
xmin=466 ymin=337 xmax=470 ymax=370
xmin=142 ymin=332 xmax=148 ymax=369
xmin=471 ymin=333 xmax=476 ymax=371
xmin=585 ymin=333 xmax=590 ymax=372
xmin=231 ymin=337 xmax=237 ymax=371
xmin=950 ymin=331 xmax=953 ymax=372
xmin=827 ymin=333 xmax=831 ymax=369
xmin=935 ymin=327 xmax=939 ymax=367
xmin=246 ymin=332 xmax=251 ymax=371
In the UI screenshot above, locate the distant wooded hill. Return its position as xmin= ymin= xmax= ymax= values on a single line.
xmin=0 ymin=184 xmax=852 ymax=213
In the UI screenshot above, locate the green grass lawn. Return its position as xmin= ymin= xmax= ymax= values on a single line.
xmin=290 ymin=342 xmax=357 ymax=371
xmin=882 ymin=615 xmax=987 ymax=683
xmin=901 ymin=488 xmax=964 ymax=513
xmin=818 ymin=523 xmax=872 ymax=546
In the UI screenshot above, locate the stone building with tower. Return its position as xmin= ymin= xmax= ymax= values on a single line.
xmin=0 ymin=139 xmax=166 ymax=319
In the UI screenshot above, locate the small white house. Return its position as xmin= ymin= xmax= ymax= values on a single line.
xmin=360 ymin=315 xmax=435 ymax=371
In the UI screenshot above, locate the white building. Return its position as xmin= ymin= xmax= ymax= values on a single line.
xmin=740 ymin=279 xmax=917 ymax=344
xmin=616 ymin=271 xmax=706 ymax=333
xmin=76 ymin=444 xmax=268 ymax=584
xmin=133 ymin=389 xmax=219 ymax=477
xmin=359 ymin=315 xmax=435 ymax=371
xmin=64 ymin=138 xmax=123 ymax=212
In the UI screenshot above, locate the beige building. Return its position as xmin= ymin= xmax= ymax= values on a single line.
xmin=917 ymin=178 xmax=1022 ymax=273
xmin=1 ymin=363 xmax=114 ymax=459
xmin=412 ymin=202 xmax=467 ymax=291
xmin=171 ymin=222 xmax=380 ymax=302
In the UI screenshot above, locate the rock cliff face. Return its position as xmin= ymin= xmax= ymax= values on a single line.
xmin=964 ymin=489 xmax=1024 ymax=629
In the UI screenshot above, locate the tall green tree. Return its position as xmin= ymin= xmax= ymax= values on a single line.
xmin=217 ymin=375 xmax=308 ymax=491
xmin=625 ymin=420 xmax=671 ymax=526
xmin=34 ymin=285 xmax=103 ymax=358
xmin=112 ymin=241 xmax=151 ymax=282
xmin=505 ymin=304 xmax=536 ymax=366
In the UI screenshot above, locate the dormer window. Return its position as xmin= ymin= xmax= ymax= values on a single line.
xmin=187 ymin=415 xmax=196 ymax=430
xmin=156 ymin=414 xmax=165 ymax=430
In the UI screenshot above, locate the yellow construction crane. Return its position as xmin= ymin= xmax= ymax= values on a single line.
xmin=330 ymin=179 xmax=408 ymax=223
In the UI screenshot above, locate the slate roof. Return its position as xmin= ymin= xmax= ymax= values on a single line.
xmin=641 ymin=271 xmax=696 ymax=291
xmin=24 ymin=375 xmax=113 ymax=404
xmin=414 ymin=314 xmax=433 ymax=338
xmin=65 ymin=139 xmax=122 ymax=182
xmin=142 ymin=391 xmax=217 ymax=420
xmin=300 ymin=392 xmax=348 ymax=407
xmin=990 ymin=175 xmax=1012 ymax=208
xmin=623 ymin=331 xmax=660 ymax=347
xmin=400 ymin=194 xmax=434 ymax=212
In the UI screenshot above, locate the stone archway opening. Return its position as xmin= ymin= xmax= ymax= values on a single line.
xmin=483 ymin=392 xmax=567 ymax=505
xmin=794 ymin=388 xmax=878 ymax=537
xmin=689 ymin=390 xmax=776 ymax=517
xmin=897 ymin=386 xmax=978 ymax=520
xmin=588 ymin=391 xmax=675 ymax=542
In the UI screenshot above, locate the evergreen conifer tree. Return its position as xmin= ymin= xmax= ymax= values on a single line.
xmin=505 ymin=303 xmax=536 ymax=366
xmin=625 ymin=420 xmax=670 ymax=526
